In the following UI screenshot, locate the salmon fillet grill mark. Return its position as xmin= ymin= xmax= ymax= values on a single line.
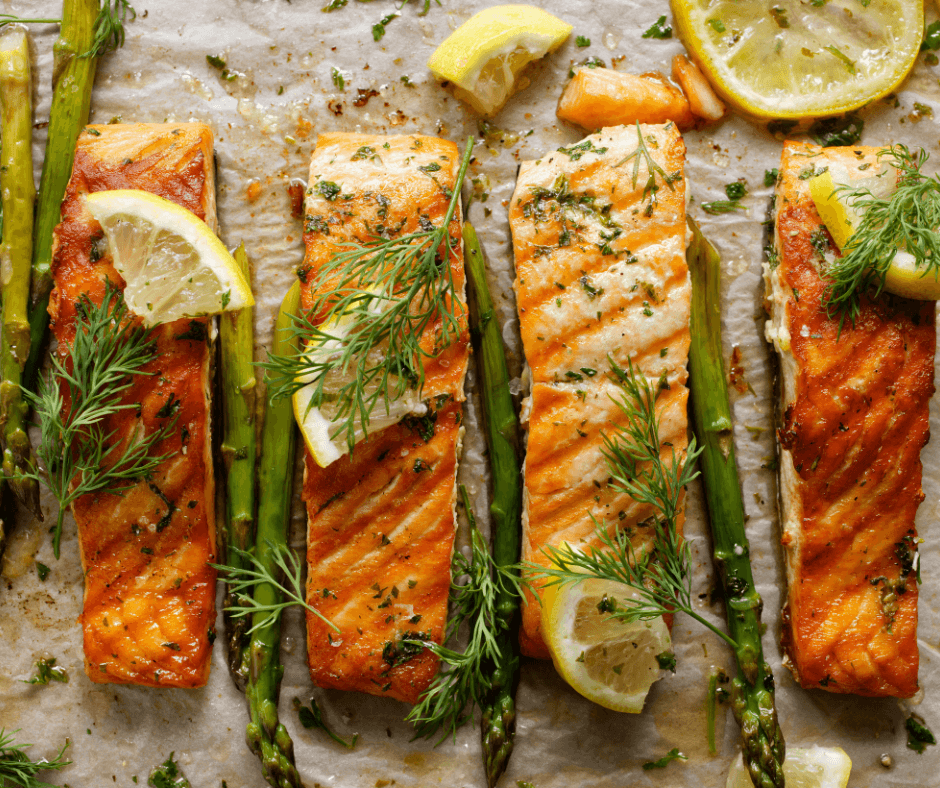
xmin=509 ymin=123 xmax=691 ymax=659
xmin=50 ymin=122 xmax=218 ymax=688
xmin=300 ymin=132 xmax=469 ymax=704
xmin=765 ymin=142 xmax=934 ymax=698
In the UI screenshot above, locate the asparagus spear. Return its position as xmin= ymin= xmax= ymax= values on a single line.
xmin=687 ymin=218 xmax=786 ymax=788
xmin=220 ymin=243 xmax=257 ymax=688
xmin=463 ymin=222 xmax=522 ymax=788
xmin=0 ymin=27 xmax=41 ymax=516
xmin=245 ymin=282 xmax=303 ymax=788
xmin=23 ymin=0 xmax=99 ymax=394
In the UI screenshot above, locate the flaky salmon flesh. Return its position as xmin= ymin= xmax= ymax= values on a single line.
xmin=300 ymin=133 xmax=469 ymax=704
xmin=509 ymin=123 xmax=691 ymax=658
xmin=765 ymin=143 xmax=934 ymax=698
xmin=50 ymin=123 xmax=217 ymax=688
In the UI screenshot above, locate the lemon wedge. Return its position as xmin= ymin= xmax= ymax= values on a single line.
xmin=427 ymin=4 xmax=572 ymax=117
xmin=291 ymin=296 xmax=425 ymax=467
xmin=671 ymin=0 xmax=922 ymax=118
xmin=541 ymin=577 xmax=671 ymax=713
xmin=726 ymin=746 xmax=851 ymax=788
xmin=83 ymin=190 xmax=253 ymax=327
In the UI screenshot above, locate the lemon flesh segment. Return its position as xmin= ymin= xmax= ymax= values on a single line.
xmin=671 ymin=0 xmax=923 ymax=118
xmin=726 ymin=746 xmax=851 ymax=788
xmin=290 ymin=300 xmax=425 ymax=468
xmin=542 ymin=578 xmax=671 ymax=713
xmin=427 ymin=4 xmax=572 ymax=117
xmin=83 ymin=190 xmax=253 ymax=327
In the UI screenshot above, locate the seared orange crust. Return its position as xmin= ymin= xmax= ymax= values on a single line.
xmin=300 ymin=133 xmax=468 ymax=704
xmin=770 ymin=142 xmax=934 ymax=697
xmin=510 ymin=124 xmax=690 ymax=658
xmin=50 ymin=123 xmax=217 ymax=688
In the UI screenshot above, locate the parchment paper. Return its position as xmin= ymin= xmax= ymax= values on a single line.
xmin=2 ymin=1 xmax=940 ymax=786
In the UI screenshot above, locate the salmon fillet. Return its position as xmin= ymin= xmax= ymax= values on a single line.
xmin=510 ymin=124 xmax=690 ymax=658
xmin=765 ymin=142 xmax=934 ymax=697
xmin=50 ymin=123 xmax=217 ymax=688
xmin=300 ymin=133 xmax=469 ymax=704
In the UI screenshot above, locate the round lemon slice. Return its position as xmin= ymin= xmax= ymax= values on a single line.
xmin=726 ymin=746 xmax=851 ymax=788
xmin=291 ymin=298 xmax=424 ymax=467
xmin=541 ymin=577 xmax=671 ymax=713
xmin=427 ymin=4 xmax=572 ymax=118
xmin=671 ymin=0 xmax=923 ymax=118
xmin=83 ymin=190 xmax=253 ymax=327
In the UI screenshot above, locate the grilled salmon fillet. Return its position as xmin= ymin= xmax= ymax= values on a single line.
xmin=510 ymin=124 xmax=690 ymax=658
xmin=51 ymin=123 xmax=217 ymax=688
xmin=765 ymin=142 xmax=934 ymax=697
xmin=301 ymin=133 xmax=469 ymax=704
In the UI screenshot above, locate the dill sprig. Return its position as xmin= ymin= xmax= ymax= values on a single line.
xmin=85 ymin=0 xmax=135 ymax=58
xmin=404 ymin=486 xmax=523 ymax=742
xmin=824 ymin=144 xmax=940 ymax=324
xmin=524 ymin=359 xmax=736 ymax=650
xmin=261 ymin=137 xmax=474 ymax=455
xmin=0 ymin=15 xmax=61 ymax=27
xmin=23 ymin=284 xmax=177 ymax=558
xmin=0 ymin=729 xmax=70 ymax=788
xmin=213 ymin=543 xmax=340 ymax=635
xmin=615 ymin=121 xmax=681 ymax=217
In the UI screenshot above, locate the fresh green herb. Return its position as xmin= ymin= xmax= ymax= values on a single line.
xmin=405 ymin=486 xmax=523 ymax=742
xmin=322 ymin=0 xmax=348 ymax=9
xmin=260 ymin=139 xmax=474 ymax=455
xmin=575 ymin=35 xmax=590 ymax=47
xmin=557 ymin=139 xmax=608 ymax=161
xmin=24 ymin=657 xmax=68 ymax=685
xmin=523 ymin=360 xmax=741 ymax=650
xmin=213 ymin=542 xmax=339 ymax=635
xmin=84 ymin=0 xmax=136 ymax=59
xmin=810 ymin=113 xmax=864 ymax=147
xmin=0 ymin=729 xmax=70 ymax=788
xmin=642 ymin=15 xmax=672 ymax=39
xmin=148 ymin=752 xmax=190 ymax=788
xmin=655 ymin=651 xmax=677 ymax=672
xmin=331 ymin=66 xmax=345 ymax=91
xmin=824 ymin=45 xmax=856 ymax=74
xmin=724 ymin=181 xmax=747 ymax=201
xmin=615 ymin=122 xmax=681 ymax=217
xmin=707 ymin=18 xmax=725 ymax=33
xmin=293 ymin=697 xmax=359 ymax=749
xmin=824 ymin=145 xmax=940 ymax=324
xmin=642 ymin=747 xmax=687 ymax=770
xmin=701 ymin=200 xmax=743 ymax=215
xmin=923 ymin=21 xmax=940 ymax=51
xmin=206 ymin=54 xmax=226 ymax=69
xmin=372 ymin=12 xmax=398 ymax=41
xmin=24 ymin=285 xmax=177 ymax=558
xmin=35 ymin=562 xmax=50 ymax=581
xmin=906 ymin=714 xmax=936 ymax=753
xmin=764 ymin=168 xmax=779 ymax=187
xmin=316 ymin=180 xmax=341 ymax=201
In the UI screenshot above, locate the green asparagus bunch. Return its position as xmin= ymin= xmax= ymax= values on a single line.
xmin=463 ymin=222 xmax=523 ymax=788
xmin=0 ymin=27 xmax=41 ymax=516
xmin=687 ymin=218 xmax=785 ymax=788
xmin=219 ymin=244 xmax=257 ymax=688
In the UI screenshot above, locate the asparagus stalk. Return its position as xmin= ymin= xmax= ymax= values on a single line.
xmin=687 ymin=218 xmax=786 ymax=788
xmin=463 ymin=222 xmax=522 ymax=788
xmin=23 ymin=0 xmax=98 ymax=393
xmin=245 ymin=282 xmax=303 ymax=788
xmin=0 ymin=27 xmax=41 ymax=516
xmin=220 ymin=243 xmax=257 ymax=688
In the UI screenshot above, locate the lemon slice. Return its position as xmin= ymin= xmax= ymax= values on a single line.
xmin=83 ymin=190 xmax=253 ymax=327
xmin=427 ymin=4 xmax=572 ymax=117
xmin=671 ymin=0 xmax=923 ymax=118
xmin=726 ymin=746 xmax=851 ymax=788
xmin=541 ymin=577 xmax=671 ymax=713
xmin=291 ymin=296 xmax=425 ymax=467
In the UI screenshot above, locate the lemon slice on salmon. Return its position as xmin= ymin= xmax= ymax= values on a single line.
xmin=84 ymin=190 xmax=253 ymax=327
xmin=541 ymin=577 xmax=671 ymax=713
xmin=671 ymin=0 xmax=922 ymax=119
xmin=809 ymin=164 xmax=940 ymax=300
xmin=291 ymin=296 xmax=425 ymax=467
xmin=427 ymin=4 xmax=572 ymax=117
xmin=726 ymin=746 xmax=852 ymax=788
